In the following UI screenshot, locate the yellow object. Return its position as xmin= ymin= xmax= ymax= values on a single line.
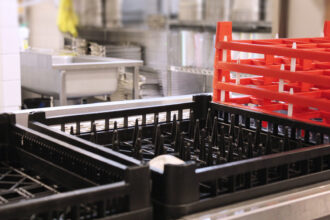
xmin=23 ymin=40 xmax=29 ymax=50
xmin=57 ymin=0 xmax=78 ymax=37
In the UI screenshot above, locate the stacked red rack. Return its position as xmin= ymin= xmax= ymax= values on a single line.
xmin=213 ymin=21 xmax=330 ymax=127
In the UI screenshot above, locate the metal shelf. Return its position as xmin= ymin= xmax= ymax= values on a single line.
xmin=168 ymin=66 xmax=213 ymax=76
xmin=169 ymin=20 xmax=272 ymax=33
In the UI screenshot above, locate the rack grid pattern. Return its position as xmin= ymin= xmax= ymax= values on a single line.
xmin=29 ymin=95 xmax=330 ymax=219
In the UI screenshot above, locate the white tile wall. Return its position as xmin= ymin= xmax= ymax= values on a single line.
xmin=0 ymin=0 xmax=21 ymax=112
xmin=0 ymin=0 xmax=18 ymax=28
xmin=0 ymin=54 xmax=20 ymax=81
xmin=0 ymin=27 xmax=20 ymax=55
xmin=0 ymin=80 xmax=21 ymax=107
xmin=0 ymin=105 xmax=20 ymax=113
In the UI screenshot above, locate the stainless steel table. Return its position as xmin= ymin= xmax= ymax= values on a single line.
xmin=181 ymin=180 xmax=330 ymax=220
xmin=21 ymin=50 xmax=143 ymax=105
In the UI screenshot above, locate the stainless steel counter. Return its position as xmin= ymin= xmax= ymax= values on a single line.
xmin=181 ymin=180 xmax=330 ymax=220
xmin=21 ymin=50 xmax=143 ymax=105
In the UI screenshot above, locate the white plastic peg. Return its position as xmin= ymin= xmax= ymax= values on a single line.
xmin=222 ymin=36 xmax=228 ymax=62
xmin=221 ymin=76 xmax=226 ymax=102
xmin=236 ymin=58 xmax=241 ymax=85
xmin=288 ymin=88 xmax=294 ymax=117
xmin=279 ymin=64 xmax=285 ymax=93
xmin=290 ymin=42 xmax=297 ymax=72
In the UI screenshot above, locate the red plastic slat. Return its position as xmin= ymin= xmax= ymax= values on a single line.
xmin=213 ymin=21 xmax=330 ymax=127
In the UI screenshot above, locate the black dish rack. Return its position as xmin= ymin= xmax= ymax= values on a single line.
xmin=0 ymin=114 xmax=151 ymax=220
xmin=28 ymin=95 xmax=330 ymax=219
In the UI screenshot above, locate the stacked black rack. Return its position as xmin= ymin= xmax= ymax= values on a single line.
xmin=29 ymin=95 xmax=330 ymax=219
xmin=0 ymin=114 xmax=152 ymax=220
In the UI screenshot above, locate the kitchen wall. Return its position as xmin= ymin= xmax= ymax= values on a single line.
xmin=0 ymin=0 xmax=21 ymax=112
xmin=287 ymin=0 xmax=325 ymax=38
xmin=27 ymin=0 xmax=63 ymax=50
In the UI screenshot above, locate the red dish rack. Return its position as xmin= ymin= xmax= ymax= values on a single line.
xmin=213 ymin=21 xmax=330 ymax=127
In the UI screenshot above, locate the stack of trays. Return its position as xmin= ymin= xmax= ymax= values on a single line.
xmin=90 ymin=43 xmax=142 ymax=60
xmin=140 ymin=67 xmax=162 ymax=98
xmin=29 ymin=94 xmax=329 ymax=219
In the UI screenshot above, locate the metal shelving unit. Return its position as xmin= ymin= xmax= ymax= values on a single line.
xmin=169 ymin=20 xmax=272 ymax=33
xmin=166 ymin=17 xmax=272 ymax=96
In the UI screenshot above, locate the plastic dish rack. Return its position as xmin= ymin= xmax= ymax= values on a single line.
xmin=213 ymin=21 xmax=330 ymax=127
xmin=28 ymin=95 xmax=330 ymax=219
xmin=0 ymin=114 xmax=151 ymax=220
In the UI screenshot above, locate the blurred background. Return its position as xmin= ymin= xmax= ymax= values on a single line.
xmin=1 ymin=0 xmax=329 ymax=111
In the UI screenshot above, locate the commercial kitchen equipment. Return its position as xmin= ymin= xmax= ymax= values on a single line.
xmin=20 ymin=49 xmax=142 ymax=106
xmin=78 ymin=20 xmax=272 ymax=97
xmin=26 ymin=94 xmax=330 ymax=219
